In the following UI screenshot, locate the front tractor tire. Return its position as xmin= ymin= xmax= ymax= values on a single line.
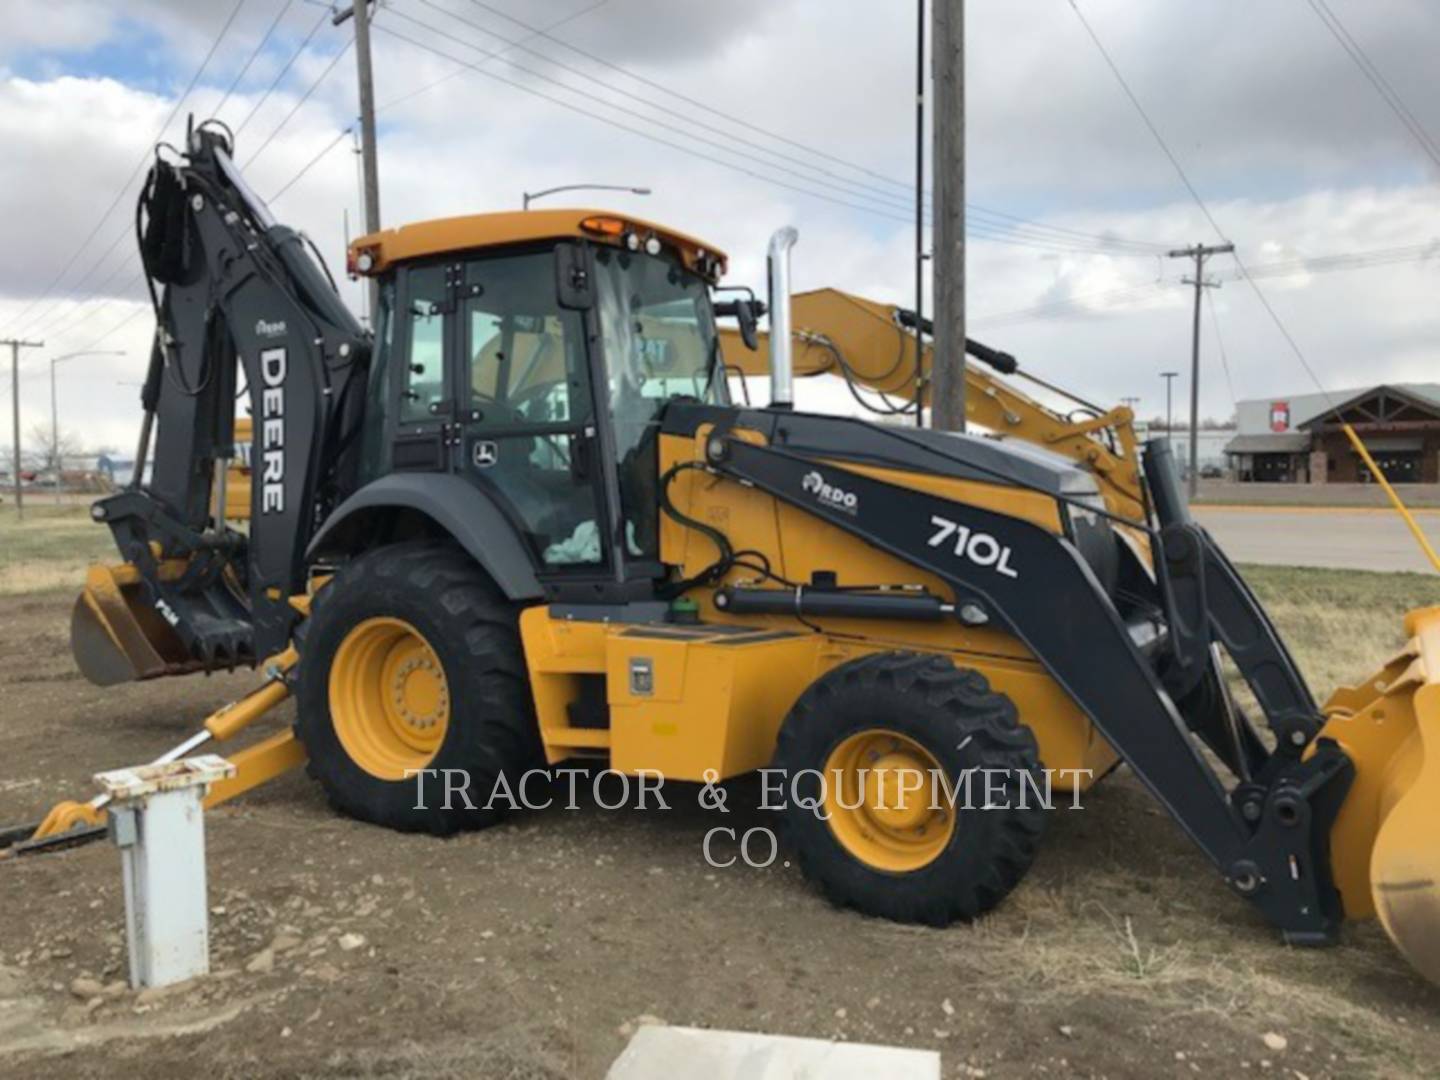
xmin=775 ymin=652 xmax=1046 ymax=926
xmin=295 ymin=541 xmax=540 ymax=835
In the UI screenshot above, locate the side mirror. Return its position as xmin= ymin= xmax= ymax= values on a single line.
xmin=555 ymin=243 xmax=594 ymax=310
xmin=735 ymin=298 xmax=758 ymax=352
xmin=714 ymin=297 xmax=760 ymax=351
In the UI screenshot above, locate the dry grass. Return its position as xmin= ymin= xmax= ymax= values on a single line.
xmin=2 ymin=504 xmax=1434 ymax=689
xmin=1240 ymin=563 xmax=1440 ymax=695
xmin=0 ymin=503 xmax=114 ymax=596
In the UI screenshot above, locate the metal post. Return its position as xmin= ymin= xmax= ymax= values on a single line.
xmin=1167 ymin=243 xmax=1233 ymax=497
xmin=1161 ymin=370 xmax=1178 ymax=445
xmin=913 ymin=0 xmax=926 ymax=426
xmin=97 ymin=756 xmax=235 ymax=989
xmin=931 ymin=0 xmax=965 ymax=432
xmin=4 ymin=339 xmax=42 ymax=519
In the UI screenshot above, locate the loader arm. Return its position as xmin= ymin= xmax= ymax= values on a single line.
xmin=719 ymin=287 xmax=1146 ymax=523
xmin=73 ymin=121 xmax=370 ymax=683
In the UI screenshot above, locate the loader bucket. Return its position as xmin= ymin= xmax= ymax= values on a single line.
xmin=70 ymin=563 xmax=201 ymax=685
xmin=1319 ymin=604 xmax=1440 ymax=985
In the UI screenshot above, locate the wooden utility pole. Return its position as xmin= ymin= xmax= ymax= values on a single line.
xmin=4 ymin=339 xmax=43 ymax=519
xmin=336 ymin=0 xmax=381 ymax=313
xmin=1168 ymin=242 xmax=1233 ymax=497
xmin=931 ymin=0 xmax=965 ymax=431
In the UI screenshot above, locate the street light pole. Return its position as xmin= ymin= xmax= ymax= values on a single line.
xmin=50 ymin=350 xmax=126 ymax=492
xmin=522 ymin=184 xmax=651 ymax=210
xmin=1161 ymin=371 xmax=1179 ymax=445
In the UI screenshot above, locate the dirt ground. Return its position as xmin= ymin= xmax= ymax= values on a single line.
xmin=2 ymin=580 xmax=1439 ymax=1078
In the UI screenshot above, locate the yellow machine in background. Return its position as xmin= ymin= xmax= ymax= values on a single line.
xmin=719 ymin=287 xmax=1146 ymax=523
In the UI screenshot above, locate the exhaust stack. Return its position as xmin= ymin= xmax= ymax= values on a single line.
xmin=766 ymin=226 xmax=798 ymax=409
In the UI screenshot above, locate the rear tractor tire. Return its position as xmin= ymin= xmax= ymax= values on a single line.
xmin=775 ymin=652 xmax=1046 ymax=926
xmin=295 ymin=541 xmax=541 ymax=835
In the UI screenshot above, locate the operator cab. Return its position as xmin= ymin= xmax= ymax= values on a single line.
xmin=350 ymin=211 xmax=730 ymax=594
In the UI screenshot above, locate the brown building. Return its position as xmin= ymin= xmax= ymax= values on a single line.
xmin=1225 ymin=383 xmax=1440 ymax=484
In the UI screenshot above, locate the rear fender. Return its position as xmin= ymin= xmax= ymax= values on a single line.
xmin=306 ymin=473 xmax=542 ymax=601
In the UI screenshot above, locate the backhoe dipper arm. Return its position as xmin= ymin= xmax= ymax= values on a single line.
xmin=97 ymin=121 xmax=369 ymax=665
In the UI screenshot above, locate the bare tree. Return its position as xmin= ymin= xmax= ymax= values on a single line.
xmin=27 ymin=422 xmax=86 ymax=474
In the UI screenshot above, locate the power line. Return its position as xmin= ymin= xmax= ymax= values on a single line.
xmin=450 ymin=0 xmax=1168 ymax=255
xmin=243 ymin=37 xmax=355 ymax=168
xmin=1305 ymin=0 xmax=1440 ymax=172
xmin=372 ymin=16 xmax=918 ymax=225
xmin=1204 ymin=287 xmax=1237 ymax=409
xmin=269 ymin=125 xmax=354 ymax=202
xmin=375 ymin=8 xmax=1175 ymax=252
xmin=414 ymin=0 xmax=921 ymax=215
xmin=234 ymin=4 xmax=332 ymax=136
xmin=376 ymin=0 xmax=610 ymax=114
xmin=971 ymin=280 xmax=1174 ymax=326
xmin=21 ymin=15 xmax=350 ymax=349
xmin=271 ymin=0 xmax=615 ymax=207
xmin=217 ymin=0 xmax=300 ymax=118
xmin=388 ymin=4 xmax=923 ymax=220
xmin=464 ymin=0 xmax=922 ymax=199
xmin=0 ymin=0 xmax=250 ymax=342
xmin=1065 ymin=0 xmax=1336 ymax=410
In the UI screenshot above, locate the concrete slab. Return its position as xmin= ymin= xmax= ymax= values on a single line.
xmin=607 ymin=1025 xmax=941 ymax=1080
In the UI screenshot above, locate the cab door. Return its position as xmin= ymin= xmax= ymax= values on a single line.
xmin=388 ymin=261 xmax=460 ymax=474
xmin=454 ymin=248 xmax=609 ymax=571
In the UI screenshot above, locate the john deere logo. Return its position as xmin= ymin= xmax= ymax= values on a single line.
xmin=802 ymin=470 xmax=858 ymax=515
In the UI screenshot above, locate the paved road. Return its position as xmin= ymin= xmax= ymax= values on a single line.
xmin=1193 ymin=506 xmax=1440 ymax=574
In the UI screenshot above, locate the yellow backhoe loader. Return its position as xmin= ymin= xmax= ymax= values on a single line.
xmin=5 ymin=120 xmax=1438 ymax=988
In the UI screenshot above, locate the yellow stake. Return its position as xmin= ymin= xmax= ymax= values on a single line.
xmin=1342 ymin=422 xmax=1440 ymax=574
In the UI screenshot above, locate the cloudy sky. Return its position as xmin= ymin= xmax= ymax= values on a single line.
xmin=2 ymin=0 xmax=1438 ymax=456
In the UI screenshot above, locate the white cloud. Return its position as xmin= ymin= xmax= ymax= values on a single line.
xmin=4 ymin=0 xmax=1440 ymax=455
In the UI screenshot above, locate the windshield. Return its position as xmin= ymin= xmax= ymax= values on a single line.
xmin=595 ymin=247 xmax=724 ymax=560
xmin=594 ymin=247 xmax=725 ymax=417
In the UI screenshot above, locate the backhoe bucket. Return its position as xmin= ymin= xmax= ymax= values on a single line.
xmin=1319 ymin=604 xmax=1440 ymax=985
xmin=70 ymin=563 xmax=200 ymax=686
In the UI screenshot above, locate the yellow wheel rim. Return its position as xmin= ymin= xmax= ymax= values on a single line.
xmin=329 ymin=616 xmax=451 ymax=780
xmin=823 ymin=729 xmax=955 ymax=873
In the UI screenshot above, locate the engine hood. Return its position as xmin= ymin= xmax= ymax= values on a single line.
xmin=662 ymin=404 xmax=1103 ymax=501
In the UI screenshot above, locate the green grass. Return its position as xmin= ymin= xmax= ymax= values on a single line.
xmin=0 ymin=503 xmax=116 ymax=595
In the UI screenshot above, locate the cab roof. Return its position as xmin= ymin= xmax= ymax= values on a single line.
xmin=348 ymin=208 xmax=727 ymax=281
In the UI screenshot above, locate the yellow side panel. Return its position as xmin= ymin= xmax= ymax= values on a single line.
xmin=606 ymin=631 xmax=823 ymax=780
xmin=519 ymin=610 xmax=612 ymax=764
xmin=520 ymin=613 xmax=1113 ymax=788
